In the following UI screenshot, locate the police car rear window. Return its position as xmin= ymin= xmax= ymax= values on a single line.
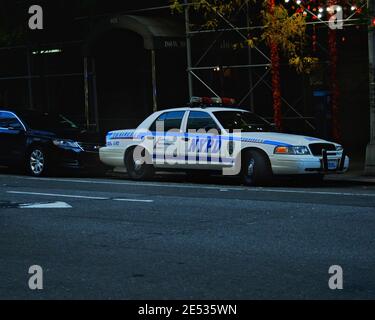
xmin=150 ymin=111 xmax=185 ymax=132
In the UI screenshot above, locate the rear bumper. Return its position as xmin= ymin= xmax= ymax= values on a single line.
xmin=99 ymin=147 xmax=125 ymax=167
xmin=270 ymin=154 xmax=349 ymax=175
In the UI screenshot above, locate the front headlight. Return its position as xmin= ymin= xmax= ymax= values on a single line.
xmin=274 ymin=146 xmax=311 ymax=155
xmin=53 ymin=139 xmax=82 ymax=149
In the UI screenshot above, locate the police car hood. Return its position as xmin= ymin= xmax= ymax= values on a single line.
xmin=238 ymin=132 xmax=336 ymax=146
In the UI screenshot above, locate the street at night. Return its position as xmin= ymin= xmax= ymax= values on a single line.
xmin=1 ymin=171 xmax=375 ymax=300
xmin=1 ymin=0 xmax=375 ymax=312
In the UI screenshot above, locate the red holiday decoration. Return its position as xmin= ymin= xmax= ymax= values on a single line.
xmin=268 ymin=0 xmax=282 ymax=131
xmin=328 ymin=0 xmax=341 ymax=141
xmin=312 ymin=24 xmax=317 ymax=53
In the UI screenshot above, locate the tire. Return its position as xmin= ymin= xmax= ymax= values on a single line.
xmin=241 ymin=149 xmax=272 ymax=186
xmin=26 ymin=146 xmax=49 ymax=177
xmin=125 ymin=147 xmax=154 ymax=181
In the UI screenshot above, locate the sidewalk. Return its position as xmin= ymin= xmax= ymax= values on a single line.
xmin=325 ymin=158 xmax=375 ymax=184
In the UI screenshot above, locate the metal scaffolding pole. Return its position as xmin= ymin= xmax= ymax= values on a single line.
xmin=365 ymin=0 xmax=375 ymax=174
xmin=246 ymin=2 xmax=255 ymax=112
xmin=92 ymin=58 xmax=100 ymax=133
xmin=83 ymin=56 xmax=90 ymax=130
xmin=151 ymin=49 xmax=158 ymax=112
xmin=184 ymin=0 xmax=194 ymax=99
xmin=26 ymin=47 xmax=34 ymax=110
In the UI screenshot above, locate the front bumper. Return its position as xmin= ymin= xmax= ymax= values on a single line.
xmin=270 ymin=152 xmax=350 ymax=175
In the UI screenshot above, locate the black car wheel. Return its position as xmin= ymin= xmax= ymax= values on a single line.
xmin=125 ymin=147 xmax=154 ymax=181
xmin=241 ymin=150 xmax=272 ymax=186
xmin=27 ymin=147 xmax=48 ymax=177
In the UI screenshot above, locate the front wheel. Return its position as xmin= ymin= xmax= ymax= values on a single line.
xmin=241 ymin=150 xmax=272 ymax=186
xmin=27 ymin=147 xmax=49 ymax=177
xmin=125 ymin=147 xmax=155 ymax=181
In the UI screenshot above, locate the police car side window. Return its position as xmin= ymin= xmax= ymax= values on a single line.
xmin=187 ymin=111 xmax=219 ymax=132
xmin=0 ymin=112 xmax=24 ymax=130
xmin=150 ymin=111 xmax=185 ymax=132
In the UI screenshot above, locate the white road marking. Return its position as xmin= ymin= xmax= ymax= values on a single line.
xmin=13 ymin=177 xmax=375 ymax=198
xmin=7 ymin=191 xmax=109 ymax=200
xmin=23 ymin=177 xmax=244 ymax=191
xmin=19 ymin=202 xmax=72 ymax=209
xmin=113 ymin=198 xmax=154 ymax=203
xmin=6 ymin=191 xmax=153 ymax=203
xmin=256 ymin=188 xmax=375 ymax=197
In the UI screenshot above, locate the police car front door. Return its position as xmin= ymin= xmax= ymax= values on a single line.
xmin=184 ymin=111 xmax=223 ymax=169
xmin=0 ymin=112 xmax=27 ymax=165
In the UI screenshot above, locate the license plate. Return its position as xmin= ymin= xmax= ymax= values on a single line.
xmin=328 ymin=160 xmax=338 ymax=170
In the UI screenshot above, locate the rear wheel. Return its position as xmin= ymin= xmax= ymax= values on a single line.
xmin=27 ymin=147 xmax=49 ymax=177
xmin=125 ymin=147 xmax=154 ymax=181
xmin=241 ymin=150 xmax=272 ymax=186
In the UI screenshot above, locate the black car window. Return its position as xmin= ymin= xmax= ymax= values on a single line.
xmin=0 ymin=112 xmax=24 ymax=130
xmin=213 ymin=111 xmax=271 ymax=132
xmin=186 ymin=111 xmax=220 ymax=133
xmin=150 ymin=111 xmax=185 ymax=132
xmin=19 ymin=112 xmax=79 ymax=131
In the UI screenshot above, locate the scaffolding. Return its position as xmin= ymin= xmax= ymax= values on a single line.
xmin=0 ymin=1 xmax=369 ymax=135
xmin=182 ymin=0 xmax=369 ymax=132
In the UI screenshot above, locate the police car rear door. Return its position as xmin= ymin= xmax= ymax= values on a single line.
xmin=152 ymin=111 xmax=186 ymax=168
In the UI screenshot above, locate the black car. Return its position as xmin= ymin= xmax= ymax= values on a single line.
xmin=0 ymin=109 xmax=105 ymax=176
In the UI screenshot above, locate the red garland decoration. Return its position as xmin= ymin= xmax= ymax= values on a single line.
xmin=268 ymin=0 xmax=282 ymax=131
xmin=312 ymin=24 xmax=317 ymax=53
xmin=328 ymin=0 xmax=341 ymax=141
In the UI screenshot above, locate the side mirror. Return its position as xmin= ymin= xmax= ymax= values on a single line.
xmin=205 ymin=127 xmax=221 ymax=135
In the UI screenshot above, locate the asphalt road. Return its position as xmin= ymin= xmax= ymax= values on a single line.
xmin=1 ymin=169 xmax=375 ymax=300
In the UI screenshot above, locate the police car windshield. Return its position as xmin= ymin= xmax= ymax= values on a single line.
xmin=213 ymin=111 xmax=270 ymax=133
xmin=20 ymin=112 xmax=79 ymax=131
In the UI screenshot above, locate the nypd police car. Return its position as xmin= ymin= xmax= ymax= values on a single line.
xmin=99 ymin=97 xmax=349 ymax=186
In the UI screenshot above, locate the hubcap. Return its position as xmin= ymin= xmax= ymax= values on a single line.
xmin=30 ymin=150 xmax=45 ymax=175
xmin=134 ymin=159 xmax=143 ymax=172
xmin=247 ymin=158 xmax=255 ymax=177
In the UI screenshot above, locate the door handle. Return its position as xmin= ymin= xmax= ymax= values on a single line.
xmin=182 ymin=137 xmax=190 ymax=142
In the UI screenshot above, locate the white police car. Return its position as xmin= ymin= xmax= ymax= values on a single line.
xmin=100 ymin=97 xmax=349 ymax=186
